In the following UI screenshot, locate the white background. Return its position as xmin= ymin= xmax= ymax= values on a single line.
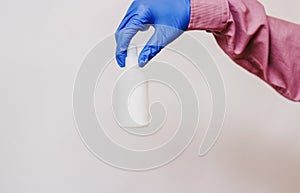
xmin=0 ymin=0 xmax=300 ymax=192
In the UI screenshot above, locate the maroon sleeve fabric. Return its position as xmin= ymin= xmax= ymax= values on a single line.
xmin=188 ymin=0 xmax=300 ymax=101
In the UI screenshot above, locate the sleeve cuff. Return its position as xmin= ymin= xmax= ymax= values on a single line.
xmin=187 ymin=0 xmax=230 ymax=31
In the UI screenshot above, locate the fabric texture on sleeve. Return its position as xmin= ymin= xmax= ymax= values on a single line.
xmin=188 ymin=0 xmax=300 ymax=102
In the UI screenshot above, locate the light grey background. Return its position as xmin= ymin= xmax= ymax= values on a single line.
xmin=1 ymin=0 xmax=300 ymax=192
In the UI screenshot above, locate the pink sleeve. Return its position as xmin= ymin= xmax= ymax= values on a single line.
xmin=188 ymin=0 xmax=300 ymax=102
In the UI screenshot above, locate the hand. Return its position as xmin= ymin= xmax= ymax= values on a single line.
xmin=115 ymin=0 xmax=190 ymax=67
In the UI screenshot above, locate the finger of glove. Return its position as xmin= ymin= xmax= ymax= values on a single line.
xmin=115 ymin=3 xmax=149 ymax=67
xmin=138 ymin=25 xmax=183 ymax=67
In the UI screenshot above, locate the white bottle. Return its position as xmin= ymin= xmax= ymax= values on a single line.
xmin=114 ymin=44 xmax=150 ymax=128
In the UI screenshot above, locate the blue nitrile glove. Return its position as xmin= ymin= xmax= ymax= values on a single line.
xmin=115 ymin=0 xmax=190 ymax=67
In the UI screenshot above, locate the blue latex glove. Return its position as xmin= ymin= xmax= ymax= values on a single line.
xmin=115 ymin=0 xmax=190 ymax=67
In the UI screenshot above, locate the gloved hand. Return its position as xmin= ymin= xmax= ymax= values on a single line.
xmin=115 ymin=0 xmax=190 ymax=67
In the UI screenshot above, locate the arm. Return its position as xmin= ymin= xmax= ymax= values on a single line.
xmin=188 ymin=0 xmax=300 ymax=101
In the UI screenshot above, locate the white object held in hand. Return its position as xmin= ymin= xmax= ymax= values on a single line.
xmin=114 ymin=44 xmax=150 ymax=128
